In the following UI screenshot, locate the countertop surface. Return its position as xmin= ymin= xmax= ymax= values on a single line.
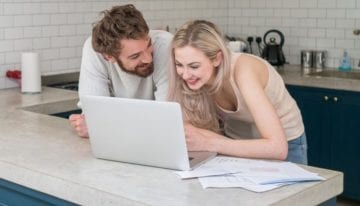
xmin=0 ymin=66 xmax=350 ymax=205
xmin=279 ymin=64 xmax=360 ymax=92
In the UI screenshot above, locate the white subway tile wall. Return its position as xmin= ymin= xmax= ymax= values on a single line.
xmin=0 ymin=0 xmax=227 ymax=89
xmin=0 ymin=0 xmax=359 ymax=89
xmin=228 ymin=0 xmax=360 ymax=70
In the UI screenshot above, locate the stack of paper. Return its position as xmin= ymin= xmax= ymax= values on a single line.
xmin=174 ymin=156 xmax=324 ymax=192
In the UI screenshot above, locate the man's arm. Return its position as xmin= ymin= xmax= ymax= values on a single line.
xmin=71 ymin=37 xmax=112 ymax=138
xmin=78 ymin=37 xmax=112 ymax=100
xmin=151 ymin=31 xmax=173 ymax=101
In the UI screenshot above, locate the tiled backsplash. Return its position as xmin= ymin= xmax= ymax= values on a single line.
xmin=227 ymin=0 xmax=360 ymax=72
xmin=0 ymin=0 xmax=227 ymax=89
xmin=0 ymin=0 xmax=359 ymax=89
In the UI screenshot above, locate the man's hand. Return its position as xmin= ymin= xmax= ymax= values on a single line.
xmin=69 ymin=114 xmax=89 ymax=138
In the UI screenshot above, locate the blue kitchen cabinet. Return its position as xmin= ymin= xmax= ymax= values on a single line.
xmin=286 ymin=85 xmax=333 ymax=168
xmin=0 ymin=178 xmax=77 ymax=205
xmin=329 ymin=90 xmax=360 ymax=200
xmin=286 ymin=85 xmax=360 ymax=200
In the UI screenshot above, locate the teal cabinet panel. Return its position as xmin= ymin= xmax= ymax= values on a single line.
xmin=286 ymin=86 xmax=332 ymax=168
xmin=0 ymin=178 xmax=77 ymax=206
xmin=286 ymin=85 xmax=360 ymax=200
xmin=330 ymin=93 xmax=360 ymax=200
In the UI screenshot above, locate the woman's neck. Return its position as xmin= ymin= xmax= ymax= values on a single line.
xmin=212 ymin=81 xmax=237 ymax=111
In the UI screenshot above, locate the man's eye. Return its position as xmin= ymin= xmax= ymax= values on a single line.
xmin=130 ymin=55 xmax=139 ymax=60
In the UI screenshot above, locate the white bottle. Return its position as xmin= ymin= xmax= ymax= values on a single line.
xmin=21 ymin=52 xmax=42 ymax=93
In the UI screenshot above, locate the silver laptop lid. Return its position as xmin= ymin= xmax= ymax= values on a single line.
xmin=81 ymin=95 xmax=192 ymax=170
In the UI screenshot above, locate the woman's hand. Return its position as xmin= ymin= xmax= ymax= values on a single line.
xmin=184 ymin=124 xmax=224 ymax=152
xmin=69 ymin=114 xmax=89 ymax=138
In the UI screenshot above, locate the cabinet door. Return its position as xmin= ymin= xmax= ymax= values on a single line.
xmin=330 ymin=91 xmax=360 ymax=200
xmin=287 ymin=86 xmax=332 ymax=168
xmin=0 ymin=179 xmax=76 ymax=206
xmin=287 ymin=85 xmax=360 ymax=200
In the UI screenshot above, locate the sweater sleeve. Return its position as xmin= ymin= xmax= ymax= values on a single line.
xmin=151 ymin=31 xmax=173 ymax=101
xmin=78 ymin=37 xmax=112 ymax=106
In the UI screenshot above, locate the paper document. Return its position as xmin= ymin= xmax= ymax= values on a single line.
xmin=199 ymin=174 xmax=293 ymax=192
xmin=174 ymin=156 xmax=249 ymax=179
xmin=244 ymin=161 xmax=324 ymax=185
xmin=175 ymin=156 xmax=324 ymax=192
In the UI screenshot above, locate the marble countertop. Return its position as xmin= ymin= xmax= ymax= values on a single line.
xmin=279 ymin=64 xmax=360 ymax=92
xmin=0 ymin=74 xmax=345 ymax=205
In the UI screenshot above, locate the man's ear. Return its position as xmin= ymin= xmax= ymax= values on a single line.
xmin=103 ymin=54 xmax=116 ymax=63
xmin=213 ymin=51 xmax=223 ymax=68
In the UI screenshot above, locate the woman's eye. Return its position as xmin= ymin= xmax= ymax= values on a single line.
xmin=190 ymin=66 xmax=199 ymax=69
xmin=175 ymin=63 xmax=182 ymax=68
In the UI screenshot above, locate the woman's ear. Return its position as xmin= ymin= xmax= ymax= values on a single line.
xmin=103 ymin=54 xmax=116 ymax=63
xmin=213 ymin=51 xmax=223 ymax=68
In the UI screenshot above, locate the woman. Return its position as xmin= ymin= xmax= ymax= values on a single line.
xmin=168 ymin=20 xmax=307 ymax=164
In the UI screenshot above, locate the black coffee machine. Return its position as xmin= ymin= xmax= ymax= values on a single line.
xmin=261 ymin=29 xmax=286 ymax=66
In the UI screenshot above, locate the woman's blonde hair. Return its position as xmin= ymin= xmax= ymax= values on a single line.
xmin=168 ymin=20 xmax=231 ymax=132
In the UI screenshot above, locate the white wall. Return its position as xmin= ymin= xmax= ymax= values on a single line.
xmin=0 ymin=0 xmax=227 ymax=89
xmin=0 ymin=0 xmax=359 ymax=89
xmin=228 ymin=0 xmax=360 ymax=69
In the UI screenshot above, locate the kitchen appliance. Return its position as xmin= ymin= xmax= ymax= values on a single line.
xmin=228 ymin=41 xmax=247 ymax=52
xmin=313 ymin=50 xmax=326 ymax=69
xmin=261 ymin=29 xmax=286 ymax=66
xmin=301 ymin=50 xmax=313 ymax=68
xmin=226 ymin=35 xmax=248 ymax=52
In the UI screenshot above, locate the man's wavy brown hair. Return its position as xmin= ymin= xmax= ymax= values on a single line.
xmin=92 ymin=4 xmax=149 ymax=57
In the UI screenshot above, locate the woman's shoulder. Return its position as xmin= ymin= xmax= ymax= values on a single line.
xmin=233 ymin=53 xmax=263 ymax=66
xmin=233 ymin=53 xmax=266 ymax=74
xmin=232 ymin=53 xmax=269 ymax=86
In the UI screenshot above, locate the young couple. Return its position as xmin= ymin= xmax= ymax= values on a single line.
xmin=70 ymin=4 xmax=307 ymax=165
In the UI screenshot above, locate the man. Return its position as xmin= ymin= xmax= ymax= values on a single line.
xmin=69 ymin=4 xmax=172 ymax=137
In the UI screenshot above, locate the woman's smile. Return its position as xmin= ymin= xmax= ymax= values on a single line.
xmin=186 ymin=77 xmax=199 ymax=87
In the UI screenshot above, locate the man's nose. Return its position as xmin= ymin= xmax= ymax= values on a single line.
xmin=141 ymin=51 xmax=152 ymax=64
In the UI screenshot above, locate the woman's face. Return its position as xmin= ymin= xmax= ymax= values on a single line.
xmin=174 ymin=46 xmax=217 ymax=90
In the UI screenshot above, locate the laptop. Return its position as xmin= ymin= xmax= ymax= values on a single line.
xmin=81 ymin=95 xmax=216 ymax=171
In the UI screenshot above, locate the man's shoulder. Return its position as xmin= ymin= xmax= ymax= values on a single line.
xmin=82 ymin=36 xmax=94 ymax=53
xmin=149 ymin=30 xmax=173 ymax=43
xmin=84 ymin=36 xmax=92 ymax=45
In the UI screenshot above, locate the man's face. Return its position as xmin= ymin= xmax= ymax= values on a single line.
xmin=115 ymin=37 xmax=154 ymax=77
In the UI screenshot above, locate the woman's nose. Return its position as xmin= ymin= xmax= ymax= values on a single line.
xmin=182 ymin=68 xmax=191 ymax=79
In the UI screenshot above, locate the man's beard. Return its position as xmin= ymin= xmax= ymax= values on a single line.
xmin=116 ymin=58 xmax=154 ymax=78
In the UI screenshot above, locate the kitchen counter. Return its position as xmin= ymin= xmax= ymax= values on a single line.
xmin=278 ymin=64 xmax=360 ymax=92
xmin=0 ymin=85 xmax=343 ymax=205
